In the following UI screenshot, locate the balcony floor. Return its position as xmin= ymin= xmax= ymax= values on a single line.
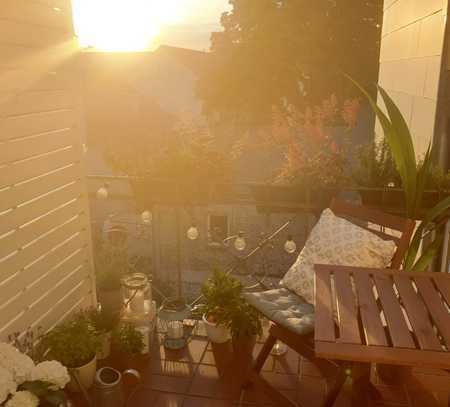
xmin=120 ymin=333 xmax=450 ymax=407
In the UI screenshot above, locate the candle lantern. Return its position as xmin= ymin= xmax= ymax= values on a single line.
xmin=122 ymin=273 xmax=152 ymax=316
xmin=121 ymin=273 xmax=156 ymax=356
xmin=158 ymin=298 xmax=191 ymax=350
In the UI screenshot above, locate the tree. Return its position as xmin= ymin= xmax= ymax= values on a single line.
xmin=197 ymin=0 xmax=383 ymax=128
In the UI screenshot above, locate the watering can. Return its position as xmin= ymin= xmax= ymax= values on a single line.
xmin=93 ymin=367 xmax=141 ymax=407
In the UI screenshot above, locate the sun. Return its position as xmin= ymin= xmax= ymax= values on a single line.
xmin=72 ymin=0 xmax=186 ymax=52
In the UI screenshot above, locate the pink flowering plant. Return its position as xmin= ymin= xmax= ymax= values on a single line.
xmin=272 ymin=96 xmax=361 ymax=187
xmin=0 ymin=339 xmax=69 ymax=407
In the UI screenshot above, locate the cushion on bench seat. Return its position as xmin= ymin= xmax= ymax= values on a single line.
xmin=243 ymin=288 xmax=315 ymax=336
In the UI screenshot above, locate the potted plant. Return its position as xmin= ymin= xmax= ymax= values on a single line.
xmin=199 ymin=271 xmax=242 ymax=343
xmin=38 ymin=312 xmax=100 ymax=393
xmin=0 ymin=340 xmax=70 ymax=407
xmin=111 ymin=323 xmax=145 ymax=372
xmin=226 ymin=299 xmax=262 ymax=361
xmin=87 ymin=307 xmax=120 ymax=360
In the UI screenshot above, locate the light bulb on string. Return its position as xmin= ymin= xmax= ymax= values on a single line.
xmin=284 ymin=235 xmax=297 ymax=254
xmin=96 ymin=184 xmax=109 ymax=200
xmin=141 ymin=210 xmax=152 ymax=225
xmin=187 ymin=225 xmax=199 ymax=240
xmin=234 ymin=232 xmax=246 ymax=251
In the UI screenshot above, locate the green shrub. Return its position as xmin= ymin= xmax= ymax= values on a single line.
xmin=38 ymin=312 xmax=100 ymax=368
xmin=112 ymin=323 xmax=144 ymax=355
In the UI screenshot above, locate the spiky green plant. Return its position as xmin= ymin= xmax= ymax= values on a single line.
xmin=348 ymin=76 xmax=450 ymax=272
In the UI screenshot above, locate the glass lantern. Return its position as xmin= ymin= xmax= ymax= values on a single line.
xmin=158 ymin=298 xmax=191 ymax=350
xmin=121 ymin=273 xmax=156 ymax=356
xmin=122 ymin=273 xmax=152 ymax=316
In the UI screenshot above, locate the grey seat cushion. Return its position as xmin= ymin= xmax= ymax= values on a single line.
xmin=243 ymin=288 xmax=315 ymax=336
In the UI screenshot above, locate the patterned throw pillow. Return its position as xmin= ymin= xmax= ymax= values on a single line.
xmin=281 ymin=208 xmax=396 ymax=305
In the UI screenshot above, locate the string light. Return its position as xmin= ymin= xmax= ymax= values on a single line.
xmin=234 ymin=232 xmax=246 ymax=251
xmin=284 ymin=235 xmax=297 ymax=254
xmin=141 ymin=210 xmax=152 ymax=224
xmin=186 ymin=225 xmax=199 ymax=240
xmin=96 ymin=184 xmax=109 ymax=200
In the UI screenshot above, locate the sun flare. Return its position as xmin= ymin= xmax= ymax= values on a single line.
xmin=72 ymin=0 xmax=187 ymax=52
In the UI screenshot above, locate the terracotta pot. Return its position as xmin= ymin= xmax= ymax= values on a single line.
xmin=232 ymin=335 xmax=257 ymax=359
xmin=114 ymin=350 xmax=148 ymax=374
xmin=203 ymin=314 xmax=230 ymax=344
xmin=67 ymin=356 xmax=97 ymax=392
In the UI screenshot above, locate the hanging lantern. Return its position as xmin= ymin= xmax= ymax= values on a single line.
xmin=96 ymin=184 xmax=109 ymax=200
xmin=234 ymin=232 xmax=246 ymax=251
xmin=121 ymin=273 xmax=152 ymax=315
xmin=158 ymin=298 xmax=191 ymax=350
xmin=284 ymin=235 xmax=297 ymax=254
xmin=186 ymin=225 xmax=199 ymax=240
xmin=141 ymin=210 xmax=152 ymax=225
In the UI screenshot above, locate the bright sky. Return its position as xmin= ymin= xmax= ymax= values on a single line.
xmin=72 ymin=0 xmax=231 ymax=52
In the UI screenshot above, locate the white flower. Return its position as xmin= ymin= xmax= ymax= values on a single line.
xmin=0 ymin=367 xmax=16 ymax=404
xmin=31 ymin=361 xmax=70 ymax=390
xmin=0 ymin=343 xmax=35 ymax=384
xmin=5 ymin=391 xmax=39 ymax=407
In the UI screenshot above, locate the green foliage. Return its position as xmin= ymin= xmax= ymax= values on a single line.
xmin=198 ymin=0 xmax=382 ymax=127
xmin=225 ymin=300 xmax=263 ymax=340
xmin=38 ymin=311 xmax=100 ymax=368
xmin=20 ymin=381 xmax=67 ymax=406
xmin=199 ymin=270 xmax=243 ymax=325
xmin=112 ymin=323 xmax=144 ymax=355
xmin=86 ymin=307 xmax=120 ymax=334
xmin=351 ymin=77 xmax=450 ymax=271
xmin=353 ymin=139 xmax=401 ymax=188
xmin=199 ymin=271 xmax=262 ymax=339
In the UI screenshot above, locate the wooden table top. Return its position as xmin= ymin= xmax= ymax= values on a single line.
xmin=314 ymin=264 xmax=450 ymax=370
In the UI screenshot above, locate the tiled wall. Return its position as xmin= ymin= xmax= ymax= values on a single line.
xmin=378 ymin=0 xmax=449 ymax=157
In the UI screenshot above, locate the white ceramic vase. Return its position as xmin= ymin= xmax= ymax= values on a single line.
xmin=67 ymin=356 xmax=97 ymax=392
xmin=202 ymin=314 xmax=230 ymax=343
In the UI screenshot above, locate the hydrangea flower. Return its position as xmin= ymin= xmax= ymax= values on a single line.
xmin=31 ymin=361 xmax=70 ymax=390
xmin=0 ymin=344 xmax=35 ymax=385
xmin=5 ymin=391 xmax=39 ymax=407
xmin=0 ymin=367 xmax=16 ymax=404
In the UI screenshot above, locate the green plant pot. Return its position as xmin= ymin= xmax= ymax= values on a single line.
xmin=67 ymin=356 xmax=97 ymax=392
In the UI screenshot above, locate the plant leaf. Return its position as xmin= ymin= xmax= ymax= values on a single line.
xmin=405 ymin=196 xmax=450 ymax=270
xmin=20 ymin=381 xmax=52 ymax=397
xmin=414 ymin=144 xmax=433 ymax=216
xmin=377 ymin=86 xmax=418 ymax=217
xmin=44 ymin=389 xmax=67 ymax=406
xmin=410 ymin=233 xmax=444 ymax=272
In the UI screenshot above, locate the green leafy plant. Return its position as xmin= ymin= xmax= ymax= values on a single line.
xmin=38 ymin=312 xmax=100 ymax=368
xmin=350 ymin=76 xmax=450 ymax=271
xmin=20 ymin=381 xmax=67 ymax=407
xmin=353 ymin=138 xmax=401 ymax=188
xmin=87 ymin=307 xmax=120 ymax=334
xmin=94 ymin=244 xmax=128 ymax=292
xmin=112 ymin=323 xmax=144 ymax=355
xmin=225 ymin=300 xmax=262 ymax=340
xmin=199 ymin=270 xmax=243 ymax=325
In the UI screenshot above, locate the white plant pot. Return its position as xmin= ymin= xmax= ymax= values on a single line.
xmin=67 ymin=356 xmax=97 ymax=392
xmin=97 ymin=332 xmax=111 ymax=360
xmin=202 ymin=314 xmax=230 ymax=343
